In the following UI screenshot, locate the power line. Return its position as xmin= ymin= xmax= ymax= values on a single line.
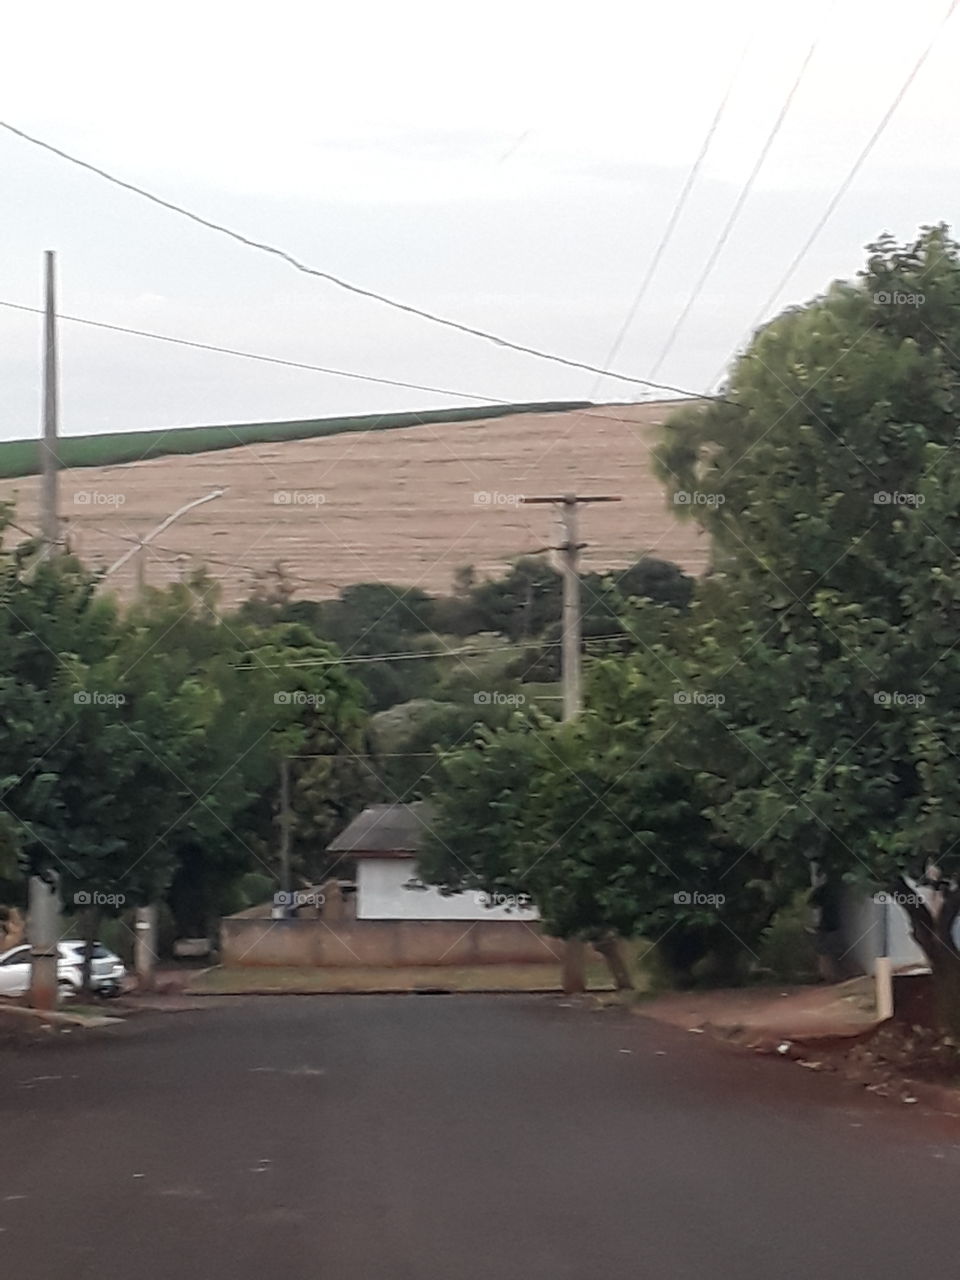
xmin=0 ymin=297 xmax=715 ymax=408
xmin=594 ymin=33 xmax=751 ymax=395
xmin=0 ymin=120 xmax=707 ymax=400
xmin=0 ymin=295 xmax=716 ymax=407
xmin=728 ymin=0 xmax=959 ymax=376
xmin=0 ymin=299 xmax=507 ymax=405
xmin=649 ymin=27 xmax=826 ymax=381
xmin=233 ymin=634 xmax=629 ymax=670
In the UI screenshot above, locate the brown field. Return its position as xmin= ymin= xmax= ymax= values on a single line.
xmin=0 ymin=401 xmax=708 ymax=605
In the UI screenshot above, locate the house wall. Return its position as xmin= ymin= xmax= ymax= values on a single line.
xmin=221 ymin=916 xmax=562 ymax=968
xmin=356 ymin=859 xmax=540 ymax=922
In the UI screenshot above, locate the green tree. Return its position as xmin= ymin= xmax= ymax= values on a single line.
xmin=654 ymin=225 xmax=960 ymax=1030
xmin=420 ymin=646 xmax=781 ymax=988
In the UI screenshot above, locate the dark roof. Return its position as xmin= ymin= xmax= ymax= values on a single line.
xmin=328 ymin=802 xmax=432 ymax=857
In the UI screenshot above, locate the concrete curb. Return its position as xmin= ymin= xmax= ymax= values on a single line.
xmin=186 ymin=985 xmax=576 ymax=997
xmin=0 ymin=1002 xmax=122 ymax=1029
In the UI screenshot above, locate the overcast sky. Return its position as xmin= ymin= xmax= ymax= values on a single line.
xmin=1 ymin=0 xmax=958 ymax=441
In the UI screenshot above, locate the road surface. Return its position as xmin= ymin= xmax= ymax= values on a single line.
xmin=2 ymin=994 xmax=959 ymax=1279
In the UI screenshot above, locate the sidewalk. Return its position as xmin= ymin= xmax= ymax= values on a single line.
xmin=637 ymin=977 xmax=880 ymax=1048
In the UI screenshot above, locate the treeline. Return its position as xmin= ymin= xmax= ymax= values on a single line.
xmin=0 ymin=535 xmax=373 ymax=946
xmin=0 ymin=509 xmax=689 ymax=947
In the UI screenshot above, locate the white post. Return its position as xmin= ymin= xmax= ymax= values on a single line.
xmin=28 ymin=873 xmax=60 ymax=1010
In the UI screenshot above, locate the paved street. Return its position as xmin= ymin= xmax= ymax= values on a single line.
xmin=3 ymin=995 xmax=959 ymax=1279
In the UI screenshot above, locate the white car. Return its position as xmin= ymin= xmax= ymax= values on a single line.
xmin=0 ymin=942 xmax=126 ymax=998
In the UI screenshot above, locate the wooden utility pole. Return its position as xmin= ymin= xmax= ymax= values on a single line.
xmin=40 ymin=250 xmax=60 ymax=549
xmin=520 ymin=493 xmax=621 ymax=992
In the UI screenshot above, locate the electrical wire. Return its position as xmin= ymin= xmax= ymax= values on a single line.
xmin=728 ymin=0 xmax=959 ymax=373
xmin=0 ymin=297 xmax=715 ymax=410
xmin=0 ymin=299 xmax=507 ymax=405
xmin=648 ymin=28 xmax=826 ymax=382
xmin=233 ymin=634 xmax=629 ymax=670
xmin=593 ymin=33 xmax=752 ymax=396
xmin=0 ymin=120 xmax=706 ymax=399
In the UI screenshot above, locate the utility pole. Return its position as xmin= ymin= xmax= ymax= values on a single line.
xmin=134 ymin=903 xmax=159 ymax=991
xmin=102 ymin=488 xmax=227 ymax=587
xmin=134 ymin=539 xmax=147 ymax=596
xmin=29 ymin=254 xmax=63 ymax=1010
xmin=28 ymin=871 xmax=60 ymax=1010
xmin=520 ymin=493 xmax=621 ymax=993
xmin=279 ymin=758 xmax=292 ymax=911
xmin=40 ymin=250 xmax=60 ymax=549
xmin=104 ymin=491 xmax=225 ymax=989
xmin=519 ymin=494 xmax=621 ymax=721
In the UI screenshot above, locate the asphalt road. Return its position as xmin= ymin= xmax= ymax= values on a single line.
xmin=3 ymin=995 xmax=959 ymax=1280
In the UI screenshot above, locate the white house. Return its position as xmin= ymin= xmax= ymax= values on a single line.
xmin=329 ymin=802 xmax=540 ymax=923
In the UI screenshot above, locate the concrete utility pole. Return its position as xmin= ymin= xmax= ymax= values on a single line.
xmin=40 ymin=250 xmax=60 ymax=549
xmin=29 ymin=254 xmax=63 ymax=1010
xmin=279 ymin=758 xmax=292 ymax=909
xmin=134 ymin=904 xmax=159 ymax=991
xmin=104 ymin=490 xmax=226 ymax=989
xmin=520 ymin=493 xmax=621 ymax=993
xmin=519 ymin=494 xmax=621 ymax=721
xmin=28 ymin=872 xmax=60 ymax=1010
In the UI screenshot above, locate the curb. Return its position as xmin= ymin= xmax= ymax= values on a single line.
xmin=185 ymin=985 xmax=579 ymax=998
xmin=0 ymin=1003 xmax=122 ymax=1029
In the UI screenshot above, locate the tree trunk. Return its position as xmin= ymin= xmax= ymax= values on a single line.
xmin=561 ymin=939 xmax=586 ymax=994
xmin=898 ymin=878 xmax=960 ymax=1037
xmin=930 ymin=953 xmax=960 ymax=1041
xmin=594 ymin=936 xmax=634 ymax=990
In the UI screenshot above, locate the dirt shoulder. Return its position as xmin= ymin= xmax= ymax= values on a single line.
xmin=634 ymin=978 xmax=960 ymax=1118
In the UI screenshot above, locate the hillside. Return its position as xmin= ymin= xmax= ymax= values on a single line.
xmin=0 ymin=400 xmax=589 ymax=479
xmin=0 ymin=400 xmax=707 ymax=604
